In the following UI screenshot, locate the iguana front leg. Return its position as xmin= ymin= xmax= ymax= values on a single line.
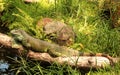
xmin=11 ymin=39 xmax=22 ymax=48
xmin=21 ymin=38 xmax=31 ymax=48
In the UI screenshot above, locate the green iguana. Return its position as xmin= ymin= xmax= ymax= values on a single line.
xmin=10 ymin=29 xmax=115 ymax=65
xmin=37 ymin=18 xmax=76 ymax=46
xmin=10 ymin=29 xmax=79 ymax=57
xmin=43 ymin=21 xmax=75 ymax=46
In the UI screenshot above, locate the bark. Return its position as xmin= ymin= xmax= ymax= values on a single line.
xmin=28 ymin=50 xmax=111 ymax=69
xmin=0 ymin=33 xmax=24 ymax=54
xmin=0 ymin=32 xmax=119 ymax=69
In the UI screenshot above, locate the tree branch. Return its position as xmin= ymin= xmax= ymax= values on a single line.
xmin=0 ymin=32 xmax=119 ymax=69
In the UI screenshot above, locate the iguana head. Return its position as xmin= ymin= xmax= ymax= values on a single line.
xmin=10 ymin=29 xmax=25 ymax=41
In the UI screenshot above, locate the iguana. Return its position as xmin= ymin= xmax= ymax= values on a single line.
xmin=10 ymin=29 xmax=115 ymax=65
xmin=43 ymin=21 xmax=75 ymax=46
xmin=37 ymin=18 xmax=75 ymax=46
xmin=10 ymin=29 xmax=79 ymax=57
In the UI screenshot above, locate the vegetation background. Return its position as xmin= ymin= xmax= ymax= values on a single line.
xmin=0 ymin=0 xmax=120 ymax=75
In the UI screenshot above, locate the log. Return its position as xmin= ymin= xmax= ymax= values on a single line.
xmin=0 ymin=32 xmax=119 ymax=69
xmin=28 ymin=50 xmax=111 ymax=69
xmin=0 ymin=33 xmax=24 ymax=54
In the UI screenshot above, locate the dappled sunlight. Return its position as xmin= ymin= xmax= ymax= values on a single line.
xmin=0 ymin=0 xmax=4 ymax=12
xmin=38 ymin=0 xmax=55 ymax=9
xmin=78 ymin=24 xmax=96 ymax=35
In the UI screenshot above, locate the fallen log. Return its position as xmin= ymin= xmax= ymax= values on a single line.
xmin=28 ymin=50 xmax=112 ymax=69
xmin=0 ymin=33 xmax=24 ymax=54
xmin=0 ymin=32 xmax=119 ymax=69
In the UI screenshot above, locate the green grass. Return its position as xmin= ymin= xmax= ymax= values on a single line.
xmin=9 ymin=57 xmax=120 ymax=75
xmin=1 ymin=0 xmax=120 ymax=75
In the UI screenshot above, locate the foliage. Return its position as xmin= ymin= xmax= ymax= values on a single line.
xmin=1 ymin=0 xmax=120 ymax=75
xmin=9 ymin=57 xmax=80 ymax=75
xmin=0 ymin=0 xmax=5 ymax=12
